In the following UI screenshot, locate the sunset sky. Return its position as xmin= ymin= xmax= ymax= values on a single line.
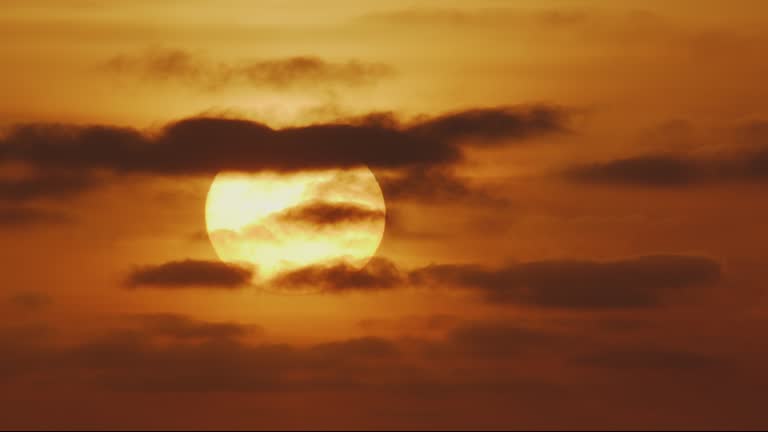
xmin=2 ymin=0 xmax=768 ymax=429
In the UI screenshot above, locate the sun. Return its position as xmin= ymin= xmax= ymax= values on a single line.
xmin=205 ymin=167 xmax=386 ymax=280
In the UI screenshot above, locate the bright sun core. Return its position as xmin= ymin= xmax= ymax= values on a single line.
xmin=205 ymin=167 xmax=386 ymax=280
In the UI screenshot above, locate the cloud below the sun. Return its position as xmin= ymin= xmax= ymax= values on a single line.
xmin=127 ymin=253 xmax=721 ymax=310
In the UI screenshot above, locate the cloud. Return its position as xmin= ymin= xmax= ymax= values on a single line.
xmin=0 ymin=106 xmax=567 ymax=177
xmin=565 ymin=145 xmax=768 ymax=187
xmin=358 ymin=314 xmax=461 ymax=333
xmin=575 ymin=348 xmax=724 ymax=370
xmin=407 ymin=106 xmax=569 ymax=144
xmin=0 ymin=171 xmax=97 ymax=202
xmin=131 ymin=313 xmax=258 ymax=340
xmin=735 ymin=120 xmax=768 ymax=145
xmin=7 ymin=292 xmax=52 ymax=311
xmin=0 ymin=325 xmax=55 ymax=380
xmin=0 ymin=107 xmax=561 ymax=208
xmin=0 ymin=319 xmax=559 ymax=393
xmin=0 ymin=315 xmax=742 ymax=412
xmin=266 ymin=254 xmax=719 ymax=308
xmin=5 ymin=329 xmax=404 ymax=392
xmin=379 ymin=167 xmax=510 ymax=205
xmin=270 ymin=257 xmax=402 ymax=292
xmin=566 ymin=155 xmax=704 ymax=187
xmin=102 ymin=49 xmax=394 ymax=89
xmin=0 ymin=206 xmax=71 ymax=227
xmin=60 ymin=332 xmax=300 ymax=392
xmin=275 ymin=200 xmax=385 ymax=226
xmin=410 ymin=255 xmax=721 ymax=308
xmin=309 ymin=336 xmax=400 ymax=359
xmin=441 ymin=321 xmax=567 ymax=357
xmin=126 ymin=260 xmax=253 ymax=289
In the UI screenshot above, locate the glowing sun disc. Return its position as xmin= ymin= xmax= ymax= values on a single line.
xmin=205 ymin=167 xmax=386 ymax=280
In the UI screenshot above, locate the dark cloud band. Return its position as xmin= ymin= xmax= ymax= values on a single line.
xmin=411 ymin=255 xmax=721 ymax=308
xmin=275 ymin=201 xmax=385 ymax=226
xmin=126 ymin=259 xmax=253 ymax=289
xmin=0 ymin=106 xmax=566 ymax=177
xmin=267 ymin=254 xmax=721 ymax=309
xmin=103 ymin=50 xmax=394 ymax=89
xmin=566 ymin=148 xmax=768 ymax=187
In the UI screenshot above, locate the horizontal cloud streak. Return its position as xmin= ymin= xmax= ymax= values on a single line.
xmin=0 ymin=106 xmax=567 ymax=178
xmin=575 ymin=348 xmax=723 ymax=370
xmin=567 ymin=155 xmax=703 ymax=186
xmin=7 ymin=291 xmax=52 ymax=310
xmin=412 ymin=255 xmax=721 ymax=308
xmin=566 ymin=146 xmax=768 ymax=187
xmin=0 ymin=206 xmax=71 ymax=227
xmin=379 ymin=167 xmax=510 ymax=205
xmin=270 ymin=257 xmax=402 ymax=293
xmin=126 ymin=260 xmax=253 ymax=289
xmin=103 ymin=49 xmax=394 ymax=89
xmin=132 ymin=313 xmax=257 ymax=340
xmin=0 ymin=172 xmax=97 ymax=202
xmin=0 ymin=317 xmax=732 ymax=397
xmin=267 ymin=254 xmax=720 ymax=308
xmin=408 ymin=106 xmax=569 ymax=144
xmin=275 ymin=201 xmax=385 ymax=226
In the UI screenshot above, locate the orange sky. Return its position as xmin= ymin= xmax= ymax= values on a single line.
xmin=2 ymin=1 xmax=768 ymax=429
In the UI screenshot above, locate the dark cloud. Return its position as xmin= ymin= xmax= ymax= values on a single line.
xmin=0 ymin=326 xmax=404 ymax=392
xmin=734 ymin=120 xmax=768 ymax=145
xmin=379 ymin=167 xmax=510 ymax=205
xmin=0 ymin=106 xmax=565 ymax=209
xmin=0 ymin=325 xmax=55 ymax=380
xmin=270 ymin=257 xmax=402 ymax=292
xmin=566 ymin=155 xmax=704 ymax=186
xmin=103 ymin=49 xmax=394 ymax=89
xmin=126 ymin=259 xmax=253 ymax=289
xmin=275 ymin=200 xmax=385 ymax=226
xmin=0 ymin=171 xmax=97 ymax=202
xmin=410 ymin=255 xmax=721 ymax=308
xmin=575 ymin=348 xmax=724 ymax=370
xmin=0 ymin=316 xmax=747 ymax=417
xmin=309 ymin=336 xmax=400 ymax=359
xmin=7 ymin=292 xmax=52 ymax=311
xmin=0 ymin=206 xmax=71 ymax=227
xmin=267 ymin=254 xmax=719 ymax=308
xmin=566 ymin=146 xmax=768 ymax=187
xmin=132 ymin=313 xmax=258 ymax=340
xmin=0 ymin=106 xmax=567 ymax=177
xmin=442 ymin=321 xmax=567 ymax=357
xmin=358 ymin=314 xmax=461 ymax=332
xmin=2 ymin=119 xmax=446 ymax=175
xmin=60 ymin=333 xmax=301 ymax=392
xmin=0 ymin=319 xmax=559 ymax=393
xmin=735 ymin=146 xmax=768 ymax=179
xmin=407 ymin=106 xmax=568 ymax=144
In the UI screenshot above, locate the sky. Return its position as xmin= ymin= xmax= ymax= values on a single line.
xmin=1 ymin=0 xmax=768 ymax=429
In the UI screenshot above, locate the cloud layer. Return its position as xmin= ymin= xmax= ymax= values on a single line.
xmin=103 ymin=49 xmax=394 ymax=89
xmin=566 ymin=147 xmax=768 ymax=187
xmin=126 ymin=260 xmax=253 ymax=289
xmin=412 ymin=255 xmax=721 ymax=308
xmin=132 ymin=254 xmax=722 ymax=309
xmin=0 ymin=106 xmax=566 ymax=179
xmin=0 ymin=206 xmax=71 ymax=227
xmin=275 ymin=200 xmax=385 ymax=226
xmin=270 ymin=257 xmax=402 ymax=292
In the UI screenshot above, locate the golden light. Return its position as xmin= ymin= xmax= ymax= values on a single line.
xmin=205 ymin=167 xmax=386 ymax=280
